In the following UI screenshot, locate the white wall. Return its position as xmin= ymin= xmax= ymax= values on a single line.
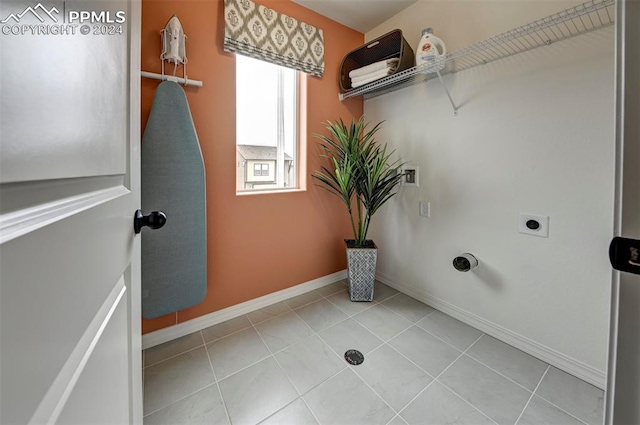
xmin=365 ymin=1 xmax=615 ymax=385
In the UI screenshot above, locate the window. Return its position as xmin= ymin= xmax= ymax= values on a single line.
xmin=253 ymin=163 xmax=269 ymax=176
xmin=236 ymin=55 xmax=299 ymax=192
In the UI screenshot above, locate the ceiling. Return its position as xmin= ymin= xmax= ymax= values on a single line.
xmin=291 ymin=0 xmax=418 ymax=33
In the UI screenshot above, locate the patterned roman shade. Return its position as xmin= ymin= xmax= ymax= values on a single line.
xmin=224 ymin=0 xmax=325 ymax=77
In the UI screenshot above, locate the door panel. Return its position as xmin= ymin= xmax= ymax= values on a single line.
xmin=0 ymin=194 xmax=132 ymax=423
xmin=0 ymin=1 xmax=128 ymax=183
xmin=0 ymin=0 xmax=141 ymax=423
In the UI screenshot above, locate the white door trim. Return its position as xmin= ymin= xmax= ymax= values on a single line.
xmin=605 ymin=0 xmax=640 ymax=422
xmin=127 ymin=0 xmax=143 ymax=422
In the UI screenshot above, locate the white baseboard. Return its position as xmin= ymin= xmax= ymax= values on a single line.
xmin=376 ymin=272 xmax=606 ymax=389
xmin=142 ymin=270 xmax=347 ymax=350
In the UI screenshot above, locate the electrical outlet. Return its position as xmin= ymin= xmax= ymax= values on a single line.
xmin=401 ymin=166 xmax=419 ymax=187
xmin=420 ymin=201 xmax=430 ymax=217
xmin=519 ymin=213 xmax=549 ymax=237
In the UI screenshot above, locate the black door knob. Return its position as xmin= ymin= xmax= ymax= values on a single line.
xmin=610 ymin=237 xmax=640 ymax=275
xmin=134 ymin=210 xmax=167 ymax=234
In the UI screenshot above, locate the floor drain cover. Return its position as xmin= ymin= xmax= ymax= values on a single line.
xmin=344 ymin=349 xmax=364 ymax=365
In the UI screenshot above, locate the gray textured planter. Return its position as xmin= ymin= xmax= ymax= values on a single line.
xmin=346 ymin=240 xmax=377 ymax=302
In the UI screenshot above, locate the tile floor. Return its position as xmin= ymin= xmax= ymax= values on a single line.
xmin=143 ymin=280 xmax=605 ymax=425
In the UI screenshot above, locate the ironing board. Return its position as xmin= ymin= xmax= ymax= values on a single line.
xmin=141 ymin=81 xmax=207 ymax=319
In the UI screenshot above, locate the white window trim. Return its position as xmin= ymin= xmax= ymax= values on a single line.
xmin=236 ymin=57 xmax=300 ymax=194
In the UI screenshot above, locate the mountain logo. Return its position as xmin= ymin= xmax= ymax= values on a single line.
xmin=1 ymin=3 xmax=60 ymax=24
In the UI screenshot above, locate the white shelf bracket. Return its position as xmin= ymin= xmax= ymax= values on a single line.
xmin=435 ymin=71 xmax=458 ymax=116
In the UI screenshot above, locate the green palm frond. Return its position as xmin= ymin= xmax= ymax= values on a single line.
xmin=312 ymin=116 xmax=406 ymax=248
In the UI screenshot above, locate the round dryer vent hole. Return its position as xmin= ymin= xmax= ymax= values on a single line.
xmin=526 ymin=219 xmax=541 ymax=230
xmin=344 ymin=349 xmax=364 ymax=365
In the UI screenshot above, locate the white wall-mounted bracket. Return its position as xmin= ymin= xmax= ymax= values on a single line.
xmin=435 ymin=71 xmax=458 ymax=116
xmin=141 ymin=71 xmax=203 ymax=87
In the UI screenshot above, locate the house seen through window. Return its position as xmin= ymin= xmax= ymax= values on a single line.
xmin=236 ymin=55 xmax=299 ymax=192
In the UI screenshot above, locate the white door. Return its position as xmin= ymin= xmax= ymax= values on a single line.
xmin=0 ymin=1 xmax=142 ymax=423
xmin=605 ymin=0 xmax=640 ymax=423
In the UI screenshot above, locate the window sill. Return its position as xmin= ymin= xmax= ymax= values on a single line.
xmin=236 ymin=188 xmax=307 ymax=196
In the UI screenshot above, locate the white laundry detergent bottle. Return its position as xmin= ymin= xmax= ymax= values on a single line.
xmin=415 ymin=28 xmax=446 ymax=72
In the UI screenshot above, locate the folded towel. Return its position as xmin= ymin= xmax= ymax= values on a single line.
xmin=351 ymin=68 xmax=392 ymax=84
xmin=349 ymin=58 xmax=399 ymax=79
xmin=351 ymin=68 xmax=394 ymax=88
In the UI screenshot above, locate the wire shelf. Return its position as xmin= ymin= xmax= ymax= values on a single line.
xmin=339 ymin=0 xmax=615 ymax=102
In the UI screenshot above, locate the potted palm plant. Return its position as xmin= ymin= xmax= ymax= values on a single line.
xmin=313 ymin=116 xmax=405 ymax=301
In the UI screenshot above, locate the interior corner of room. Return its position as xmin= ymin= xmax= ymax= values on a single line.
xmin=140 ymin=0 xmax=616 ymax=393
xmin=139 ymin=0 xmax=365 ymax=336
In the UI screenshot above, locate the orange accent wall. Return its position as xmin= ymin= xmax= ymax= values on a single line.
xmin=141 ymin=0 xmax=363 ymax=334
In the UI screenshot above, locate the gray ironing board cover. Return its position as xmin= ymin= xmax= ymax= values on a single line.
xmin=141 ymin=81 xmax=207 ymax=319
